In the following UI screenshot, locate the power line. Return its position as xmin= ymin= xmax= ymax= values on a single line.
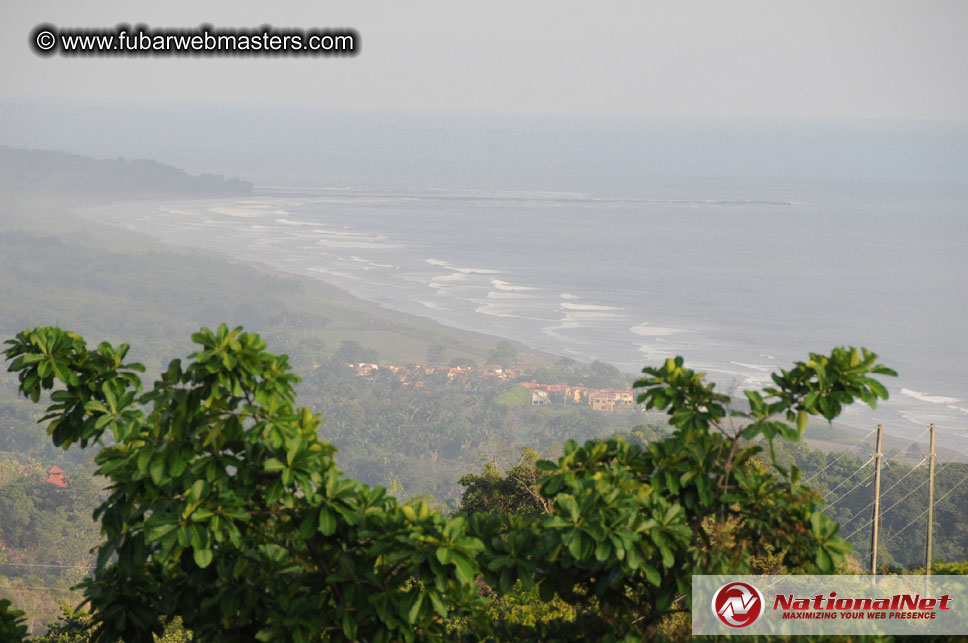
xmin=836 ymin=425 xmax=968 ymax=557
xmin=821 ymin=454 xmax=875 ymax=501
xmin=823 ymin=426 xmax=942 ymax=551
xmin=823 ymin=427 xmax=933 ymax=513
xmin=835 ymin=429 xmax=964 ymax=543
xmin=837 ymin=457 xmax=928 ymax=532
xmin=882 ymin=426 xmax=932 ymax=464
xmin=0 ymin=584 xmax=79 ymax=594
xmin=824 ymin=459 xmax=877 ymax=509
xmin=880 ymin=466 xmax=968 ymax=548
xmin=843 ymin=464 xmax=934 ymax=541
xmin=826 ymin=469 xmax=877 ymax=510
xmin=804 ymin=427 xmax=877 ymax=484
xmin=880 ymin=426 xmax=932 ymax=467
xmin=0 ymin=562 xmax=93 ymax=569
xmin=876 ymin=431 xmax=968 ymax=549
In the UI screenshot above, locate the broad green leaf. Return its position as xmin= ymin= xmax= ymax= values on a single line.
xmin=406 ymin=592 xmax=424 ymax=624
xmin=318 ymin=508 xmax=337 ymax=536
xmin=191 ymin=479 xmax=208 ymax=500
xmin=149 ymin=453 xmax=165 ymax=486
xmin=263 ymin=458 xmax=286 ymax=473
xmin=450 ymin=552 xmax=476 ymax=584
xmin=194 ymin=547 xmax=214 ymax=569
xmin=816 ymin=546 xmax=832 ymax=572
xmin=342 ymin=611 xmax=357 ymax=640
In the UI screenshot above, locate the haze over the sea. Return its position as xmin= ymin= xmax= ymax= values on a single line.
xmin=63 ymin=114 xmax=964 ymax=445
xmin=4 ymin=98 xmax=966 ymax=444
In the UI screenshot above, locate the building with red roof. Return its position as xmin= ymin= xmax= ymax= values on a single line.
xmin=46 ymin=465 xmax=68 ymax=488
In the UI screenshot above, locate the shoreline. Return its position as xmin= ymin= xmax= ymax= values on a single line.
xmin=54 ymin=188 xmax=968 ymax=457
xmin=66 ymin=197 xmax=566 ymax=369
xmin=63 ymin=194 xmax=963 ymax=461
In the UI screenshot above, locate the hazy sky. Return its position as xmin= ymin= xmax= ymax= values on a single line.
xmin=2 ymin=0 xmax=966 ymax=119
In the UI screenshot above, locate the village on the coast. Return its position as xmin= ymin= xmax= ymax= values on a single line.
xmin=345 ymin=361 xmax=638 ymax=412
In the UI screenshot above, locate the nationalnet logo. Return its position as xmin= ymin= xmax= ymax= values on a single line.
xmin=695 ymin=575 xmax=966 ymax=635
xmin=772 ymin=591 xmax=952 ymax=620
xmin=712 ymin=581 xmax=765 ymax=628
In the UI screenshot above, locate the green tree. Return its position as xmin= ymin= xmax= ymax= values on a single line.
xmin=447 ymin=357 xmax=476 ymax=369
xmin=0 ymin=598 xmax=28 ymax=643
xmin=458 ymin=449 xmax=552 ymax=518
xmin=425 ymin=343 xmax=446 ymax=366
xmin=34 ymin=603 xmax=193 ymax=643
xmin=331 ymin=339 xmax=377 ymax=365
xmin=463 ymin=348 xmax=896 ymax=638
xmin=35 ymin=601 xmax=95 ymax=642
xmin=4 ymin=325 xmax=483 ymax=642
xmin=3 ymin=326 xmax=896 ymax=640
xmin=487 ymin=341 xmax=518 ymax=368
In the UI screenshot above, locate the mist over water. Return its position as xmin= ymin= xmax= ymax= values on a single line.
xmin=83 ymin=184 xmax=968 ymax=444
xmin=6 ymin=99 xmax=964 ymax=443
xmin=3 ymin=98 xmax=967 ymax=200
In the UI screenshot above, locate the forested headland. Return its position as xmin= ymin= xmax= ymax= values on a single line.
xmin=0 ymin=147 xmax=251 ymax=199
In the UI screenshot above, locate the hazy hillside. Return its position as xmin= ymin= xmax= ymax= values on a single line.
xmin=0 ymin=145 xmax=251 ymax=198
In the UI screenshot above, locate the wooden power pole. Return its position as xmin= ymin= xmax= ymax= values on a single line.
xmin=925 ymin=423 xmax=936 ymax=576
xmin=870 ymin=425 xmax=883 ymax=574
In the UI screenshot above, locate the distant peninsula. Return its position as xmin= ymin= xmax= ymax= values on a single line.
xmin=0 ymin=145 xmax=251 ymax=198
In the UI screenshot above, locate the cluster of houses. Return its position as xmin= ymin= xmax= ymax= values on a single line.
xmin=347 ymin=361 xmax=636 ymax=412
xmin=518 ymin=381 xmax=636 ymax=412
xmin=349 ymin=362 xmax=524 ymax=383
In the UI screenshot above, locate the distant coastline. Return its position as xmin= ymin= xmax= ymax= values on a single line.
xmin=73 ymin=188 xmax=968 ymax=456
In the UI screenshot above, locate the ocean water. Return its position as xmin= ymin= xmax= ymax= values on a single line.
xmin=83 ymin=187 xmax=968 ymax=448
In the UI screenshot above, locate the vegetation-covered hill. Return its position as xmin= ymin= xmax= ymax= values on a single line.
xmin=0 ymin=146 xmax=251 ymax=198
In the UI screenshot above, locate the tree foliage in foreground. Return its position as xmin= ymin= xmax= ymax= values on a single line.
xmin=3 ymin=325 xmax=895 ymax=641
xmin=0 ymin=598 xmax=29 ymax=642
xmin=30 ymin=602 xmax=191 ymax=643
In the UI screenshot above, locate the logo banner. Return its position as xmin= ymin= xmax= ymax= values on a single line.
xmin=693 ymin=575 xmax=968 ymax=635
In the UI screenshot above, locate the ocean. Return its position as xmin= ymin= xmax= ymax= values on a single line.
xmin=83 ymin=186 xmax=968 ymax=448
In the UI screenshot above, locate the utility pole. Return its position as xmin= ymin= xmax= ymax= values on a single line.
xmin=870 ymin=424 xmax=883 ymax=574
xmin=925 ymin=423 xmax=936 ymax=576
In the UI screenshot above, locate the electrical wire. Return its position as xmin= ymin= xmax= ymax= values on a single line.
xmin=0 ymin=562 xmax=93 ymax=569
xmin=0 ymin=584 xmax=79 ymax=593
xmin=804 ymin=427 xmax=878 ymax=484
xmin=822 ymin=457 xmax=878 ymax=509
xmin=823 ymin=427 xmax=932 ymax=511
xmin=836 ymin=457 xmax=927 ymax=532
xmin=843 ymin=463 xmax=935 ymax=541
xmin=880 ymin=466 xmax=968 ymax=548
xmin=821 ymin=454 xmax=875 ymax=499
